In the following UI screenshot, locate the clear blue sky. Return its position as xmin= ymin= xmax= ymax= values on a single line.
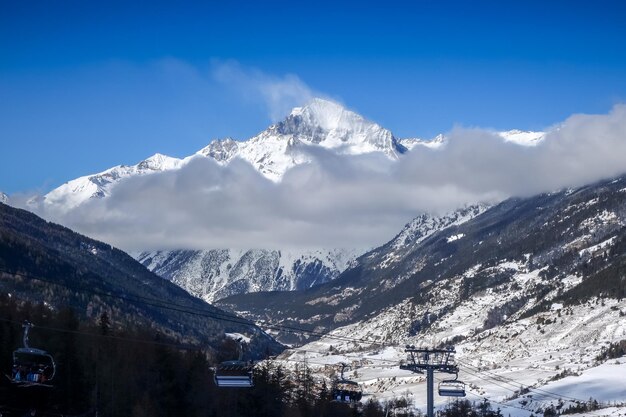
xmin=1 ymin=0 xmax=626 ymax=194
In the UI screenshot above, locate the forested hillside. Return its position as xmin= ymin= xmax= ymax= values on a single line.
xmin=0 ymin=296 xmax=507 ymax=416
xmin=0 ymin=202 xmax=281 ymax=357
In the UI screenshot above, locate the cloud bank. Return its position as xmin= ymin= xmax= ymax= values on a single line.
xmin=26 ymin=104 xmax=626 ymax=252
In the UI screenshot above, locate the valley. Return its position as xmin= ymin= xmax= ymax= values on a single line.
xmin=3 ymin=100 xmax=626 ymax=416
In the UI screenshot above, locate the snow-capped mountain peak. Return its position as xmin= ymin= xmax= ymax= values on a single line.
xmin=137 ymin=153 xmax=183 ymax=171
xmin=274 ymin=98 xmax=406 ymax=158
xmin=193 ymin=99 xmax=407 ymax=182
xmin=287 ymin=98 xmax=369 ymax=133
xmin=498 ymin=129 xmax=546 ymax=146
xmin=0 ymin=192 xmax=8 ymax=204
xmin=196 ymin=137 xmax=240 ymax=162
xmin=399 ymin=133 xmax=446 ymax=150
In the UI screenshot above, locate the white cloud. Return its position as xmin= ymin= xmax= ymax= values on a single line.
xmin=23 ymin=104 xmax=626 ymax=252
xmin=212 ymin=61 xmax=332 ymax=121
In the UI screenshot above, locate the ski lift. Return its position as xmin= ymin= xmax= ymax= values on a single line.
xmin=214 ymin=337 xmax=253 ymax=388
xmin=214 ymin=360 xmax=254 ymax=388
xmin=10 ymin=322 xmax=55 ymax=387
xmin=438 ymin=373 xmax=466 ymax=397
xmin=331 ymin=363 xmax=363 ymax=403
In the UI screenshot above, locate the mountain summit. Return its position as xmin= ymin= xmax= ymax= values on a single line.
xmin=197 ymin=98 xmax=406 ymax=181
xmin=274 ymin=98 xmax=406 ymax=157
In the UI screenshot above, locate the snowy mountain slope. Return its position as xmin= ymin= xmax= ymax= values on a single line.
xmin=42 ymin=153 xmax=184 ymax=210
xmin=372 ymin=204 xmax=489 ymax=273
xmin=498 ymin=129 xmax=546 ymax=146
xmin=217 ymin=204 xmax=493 ymax=337
xmin=398 ymin=129 xmax=546 ymax=151
xmin=260 ymin=176 xmax=626 ymax=415
xmin=399 ymin=134 xmax=445 ymax=150
xmin=136 ymin=247 xmax=361 ymax=303
xmin=0 ymin=192 xmax=7 ymax=204
xmin=136 ymin=206 xmax=488 ymax=303
xmin=219 ymin=175 xmax=626 ymax=345
xmin=278 ymin=295 xmax=626 ymax=417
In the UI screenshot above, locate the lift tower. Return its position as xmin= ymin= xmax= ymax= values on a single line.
xmin=399 ymin=346 xmax=459 ymax=417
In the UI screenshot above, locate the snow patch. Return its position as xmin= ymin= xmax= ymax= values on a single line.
xmin=225 ymin=332 xmax=251 ymax=344
xmin=579 ymin=236 xmax=616 ymax=257
xmin=447 ymin=233 xmax=465 ymax=243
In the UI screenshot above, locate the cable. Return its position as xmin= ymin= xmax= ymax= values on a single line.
xmin=3 ymin=315 xmax=615 ymax=416
xmin=458 ymin=363 xmax=563 ymax=403
xmin=285 ymin=347 xmax=401 ymax=366
xmin=457 ymin=359 xmax=589 ymax=403
xmin=0 ymin=317 xmax=200 ymax=351
xmin=0 ymin=268 xmax=256 ymax=328
xmin=464 ymin=389 xmax=537 ymax=414
xmin=0 ymin=267 xmax=389 ymax=345
xmin=457 ymin=361 xmax=617 ymax=415
xmin=0 ymin=268 xmax=387 ymax=346
xmin=448 ymin=371 xmax=576 ymax=415
xmin=455 ymin=364 xmax=525 ymax=397
xmin=2 ymin=268 xmax=615 ymax=412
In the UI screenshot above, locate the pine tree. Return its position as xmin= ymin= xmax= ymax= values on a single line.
xmin=98 ymin=311 xmax=111 ymax=336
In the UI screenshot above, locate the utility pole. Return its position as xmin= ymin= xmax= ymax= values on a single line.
xmin=399 ymin=346 xmax=459 ymax=417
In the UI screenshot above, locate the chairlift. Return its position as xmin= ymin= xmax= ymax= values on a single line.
xmin=332 ymin=379 xmax=363 ymax=402
xmin=331 ymin=363 xmax=363 ymax=403
xmin=214 ymin=337 xmax=253 ymax=388
xmin=438 ymin=376 xmax=466 ymax=397
xmin=10 ymin=322 xmax=56 ymax=387
xmin=214 ymin=360 xmax=254 ymax=388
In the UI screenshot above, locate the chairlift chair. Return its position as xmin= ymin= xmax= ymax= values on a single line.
xmin=438 ymin=379 xmax=466 ymax=397
xmin=331 ymin=363 xmax=363 ymax=403
xmin=214 ymin=360 xmax=254 ymax=388
xmin=10 ymin=322 xmax=56 ymax=387
xmin=332 ymin=379 xmax=363 ymax=402
xmin=214 ymin=337 xmax=254 ymax=388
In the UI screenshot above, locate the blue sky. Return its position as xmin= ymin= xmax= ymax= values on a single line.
xmin=2 ymin=0 xmax=626 ymax=194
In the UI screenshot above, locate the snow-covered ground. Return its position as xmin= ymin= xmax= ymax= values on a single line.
xmin=274 ymin=272 xmax=626 ymax=416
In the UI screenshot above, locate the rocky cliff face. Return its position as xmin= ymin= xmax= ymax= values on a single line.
xmin=136 ymin=247 xmax=361 ymax=303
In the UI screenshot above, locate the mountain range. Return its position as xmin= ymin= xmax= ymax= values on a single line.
xmin=28 ymin=98 xmax=546 ymax=303
xmin=37 ymin=99 xmax=546 ymax=211
xmin=216 ymin=174 xmax=626 ymax=415
xmin=218 ymin=175 xmax=626 ymax=341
